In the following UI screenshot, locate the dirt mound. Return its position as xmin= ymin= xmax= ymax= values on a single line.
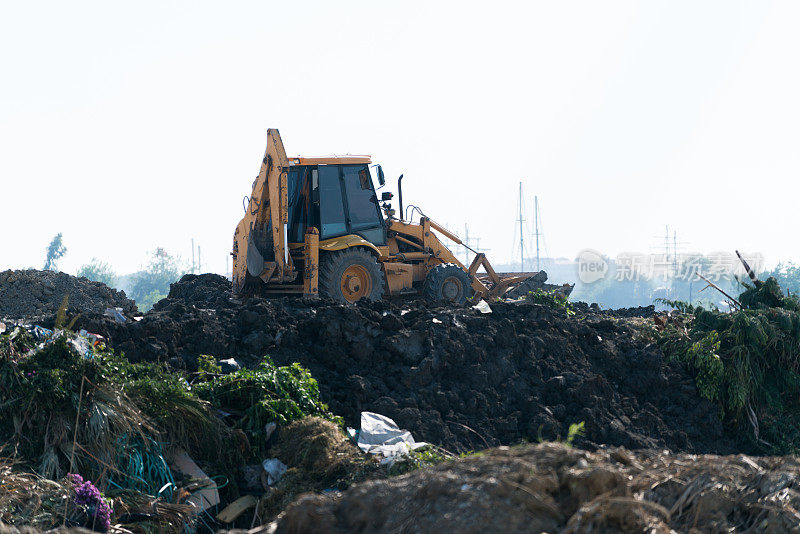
xmin=0 ymin=269 xmax=137 ymax=321
xmin=571 ymin=302 xmax=656 ymax=318
xmin=157 ymin=273 xmax=234 ymax=311
xmin=266 ymin=442 xmax=800 ymax=534
xmin=75 ymin=275 xmax=738 ymax=456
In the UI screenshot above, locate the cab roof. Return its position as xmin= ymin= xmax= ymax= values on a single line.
xmin=288 ymin=155 xmax=371 ymax=166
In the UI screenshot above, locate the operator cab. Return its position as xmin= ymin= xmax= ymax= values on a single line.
xmin=286 ymin=157 xmax=386 ymax=245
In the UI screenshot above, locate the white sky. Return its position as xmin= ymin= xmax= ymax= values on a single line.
xmin=1 ymin=1 xmax=798 ymax=276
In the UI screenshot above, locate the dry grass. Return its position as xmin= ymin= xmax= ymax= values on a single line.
xmin=268 ymin=442 xmax=800 ymax=533
xmin=0 ymin=459 xmax=71 ymax=530
xmin=257 ymin=417 xmax=379 ymax=522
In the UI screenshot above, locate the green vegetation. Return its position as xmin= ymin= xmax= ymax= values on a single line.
xmin=564 ymin=421 xmax=586 ymax=447
xmin=43 ymin=233 xmax=67 ymax=271
xmin=659 ymin=277 xmax=800 ymax=453
xmin=129 ymin=248 xmax=186 ymax=311
xmin=0 ymin=326 xmax=340 ymax=495
xmin=196 ymin=358 xmax=342 ymax=457
xmin=77 ymin=258 xmax=118 ymax=288
xmin=134 ymin=289 xmax=167 ymax=312
xmin=387 ymin=446 xmax=454 ymax=476
xmin=654 ymin=298 xmax=696 ymax=314
xmin=761 ymin=261 xmax=800 ymax=296
xmin=528 ymin=288 xmax=574 ymax=315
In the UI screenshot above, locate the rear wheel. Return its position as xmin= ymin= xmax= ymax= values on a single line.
xmin=319 ymin=248 xmax=385 ymax=304
xmin=423 ymin=264 xmax=474 ymax=305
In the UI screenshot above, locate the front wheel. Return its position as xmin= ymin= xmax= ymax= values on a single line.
xmin=319 ymin=248 xmax=385 ymax=304
xmin=423 ymin=264 xmax=474 ymax=305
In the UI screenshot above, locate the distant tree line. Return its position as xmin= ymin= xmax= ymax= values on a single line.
xmin=78 ymin=248 xmax=186 ymax=311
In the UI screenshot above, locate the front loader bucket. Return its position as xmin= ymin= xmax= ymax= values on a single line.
xmin=477 ymin=270 xmax=574 ymax=300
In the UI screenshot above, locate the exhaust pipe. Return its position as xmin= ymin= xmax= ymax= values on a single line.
xmin=397 ymin=174 xmax=404 ymax=220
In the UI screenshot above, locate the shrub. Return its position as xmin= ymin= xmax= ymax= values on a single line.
xmin=195 ymin=359 xmax=342 ymax=456
xmin=659 ymin=277 xmax=800 ymax=453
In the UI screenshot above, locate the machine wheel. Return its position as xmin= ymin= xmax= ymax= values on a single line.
xmin=319 ymin=248 xmax=385 ymax=304
xmin=423 ymin=264 xmax=474 ymax=305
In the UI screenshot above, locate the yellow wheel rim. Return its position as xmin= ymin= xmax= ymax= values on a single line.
xmin=442 ymin=276 xmax=463 ymax=301
xmin=341 ymin=264 xmax=372 ymax=303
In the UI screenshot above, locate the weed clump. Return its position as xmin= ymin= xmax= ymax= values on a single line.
xmin=195 ymin=359 xmax=342 ymax=457
xmin=527 ymin=288 xmax=574 ymax=315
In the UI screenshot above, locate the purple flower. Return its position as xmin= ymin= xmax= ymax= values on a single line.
xmin=67 ymin=474 xmax=111 ymax=532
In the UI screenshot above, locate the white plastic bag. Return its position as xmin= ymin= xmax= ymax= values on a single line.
xmin=349 ymin=412 xmax=427 ymax=465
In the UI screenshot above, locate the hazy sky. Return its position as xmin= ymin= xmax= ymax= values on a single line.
xmin=1 ymin=1 xmax=797 ymax=276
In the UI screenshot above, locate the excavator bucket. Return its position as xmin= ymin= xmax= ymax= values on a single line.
xmin=232 ymin=129 xmax=291 ymax=293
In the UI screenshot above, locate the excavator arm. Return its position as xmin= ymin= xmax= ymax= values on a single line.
xmin=232 ymin=129 xmax=293 ymax=293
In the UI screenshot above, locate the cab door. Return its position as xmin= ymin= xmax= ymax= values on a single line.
xmin=316 ymin=164 xmax=385 ymax=245
xmin=341 ymin=164 xmax=385 ymax=245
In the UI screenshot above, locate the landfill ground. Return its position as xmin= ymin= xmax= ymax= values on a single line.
xmin=40 ymin=273 xmax=738 ymax=455
xmin=0 ymin=269 xmax=795 ymax=533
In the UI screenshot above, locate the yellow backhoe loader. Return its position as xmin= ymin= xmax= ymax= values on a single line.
xmin=232 ymin=129 xmax=547 ymax=304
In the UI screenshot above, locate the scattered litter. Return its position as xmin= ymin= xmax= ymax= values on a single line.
xmin=31 ymin=325 xmax=53 ymax=341
xmin=104 ymin=307 xmax=127 ymax=323
xmin=242 ymin=464 xmax=266 ymax=491
xmin=262 ymin=458 xmax=288 ymax=485
xmin=348 ymin=412 xmax=427 ymax=465
xmin=169 ymin=449 xmax=220 ymax=511
xmin=472 ymin=299 xmax=492 ymax=314
xmin=264 ymin=422 xmax=277 ymax=441
xmin=70 ymin=335 xmax=93 ymax=359
xmin=78 ymin=329 xmax=105 ymax=346
xmin=432 ymin=318 xmax=443 ymax=324
xmin=216 ymin=495 xmax=258 ymax=523
xmin=219 ymin=357 xmax=241 ymax=373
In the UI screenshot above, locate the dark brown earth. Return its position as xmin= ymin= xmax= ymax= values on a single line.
xmin=63 ymin=274 xmax=740 ymax=455
xmin=0 ymin=269 xmax=137 ymax=321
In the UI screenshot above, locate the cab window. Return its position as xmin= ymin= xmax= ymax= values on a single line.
xmin=318 ymin=165 xmax=347 ymax=238
xmin=342 ymin=165 xmax=382 ymax=231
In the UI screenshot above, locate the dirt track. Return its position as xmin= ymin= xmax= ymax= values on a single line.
xmin=66 ymin=274 xmax=740 ymax=455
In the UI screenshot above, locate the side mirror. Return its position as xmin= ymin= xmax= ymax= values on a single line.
xmin=376 ymin=165 xmax=386 ymax=186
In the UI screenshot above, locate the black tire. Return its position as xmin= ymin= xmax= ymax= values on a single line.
xmin=319 ymin=248 xmax=385 ymax=304
xmin=423 ymin=264 xmax=474 ymax=305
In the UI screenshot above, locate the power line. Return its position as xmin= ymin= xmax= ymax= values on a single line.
xmin=534 ymin=195 xmax=541 ymax=271
xmin=518 ymin=181 xmax=525 ymax=271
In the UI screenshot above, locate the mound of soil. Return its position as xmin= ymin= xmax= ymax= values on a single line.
xmin=76 ymin=274 xmax=738 ymax=455
xmin=571 ymin=302 xmax=656 ymax=318
xmin=267 ymin=442 xmax=800 ymax=534
xmin=0 ymin=269 xmax=137 ymax=320
xmin=158 ymin=273 xmax=235 ymax=310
